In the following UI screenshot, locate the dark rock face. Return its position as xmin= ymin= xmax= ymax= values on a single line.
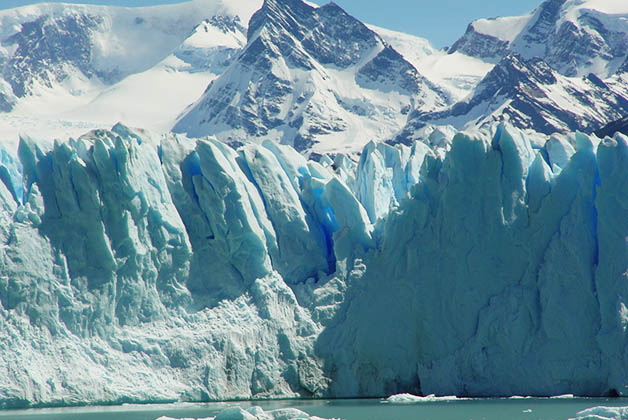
xmin=0 ymin=88 xmax=16 ymax=112
xmin=247 ymin=0 xmax=379 ymax=70
xmin=208 ymin=14 xmax=245 ymax=35
xmin=449 ymin=23 xmax=510 ymax=60
xmin=540 ymin=13 xmax=628 ymax=77
xmin=3 ymin=14 xmax=102 ymax=97
xmin=356 ymin=46 xmax=423 ymax=95
xmin=519 ymin=0 xmax=565 ymax=46
xmin=595 ymin=116 xmax=628 ymax=138
xmin=617 ymin=55 xmax=628 ymax=75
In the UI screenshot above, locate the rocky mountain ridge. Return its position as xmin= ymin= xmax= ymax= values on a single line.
xmin=0 ymin=0 xmax=627 ymax=154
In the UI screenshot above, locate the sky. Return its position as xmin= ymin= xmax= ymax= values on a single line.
xmin=0 ymin=0 xmax=543 ymax=48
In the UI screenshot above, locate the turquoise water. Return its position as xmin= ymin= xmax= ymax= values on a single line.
xmin=0 ymin=398 xmax=626 ymax=420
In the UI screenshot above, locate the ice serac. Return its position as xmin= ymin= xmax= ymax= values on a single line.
xmin=241 ymin=144 xmax=329 ymax=283
xmin=14 ymin=129 xmax=191 ymax=331
xmin=194 ymin=138 xmax=275 ymax=283
xmin=319 ymin=124 xmax=628 ymax=397
xmin=173 ymin=0 xmax=448 ymax=154
xmin=594 ymin=133 xmax=628 ymax=395
xmin=355 ymin=140 xmax=423 ymax=223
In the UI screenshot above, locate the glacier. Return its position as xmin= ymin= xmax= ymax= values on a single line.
xmin=2 ymin=122 xmax=628 ymax=406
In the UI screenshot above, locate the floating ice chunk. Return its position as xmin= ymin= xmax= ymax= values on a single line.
xmin=550 ymin=394 xmax=575 ymax=399
xmin=570 ymin=406 xmax=628 ymax=420
xmin=385 ymin=393 xmax=466 ymax=403
xmin=156 ymin=417 xmax=213 ymax=420
xmin=156 ymin=405 xmax=336 ymax=420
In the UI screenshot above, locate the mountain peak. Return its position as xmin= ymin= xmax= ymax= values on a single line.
xmin=449 ymin=0 xmax=628 ymax=77
xmin=247 ymin=0 xmax=315 ymax=42
xmin=397 ymin=52 xmax=628 ymax=137
xmin=174 ymin=0 xmax=447 ymax=153
xmin=246 ymin=0 xmax=380 ymax=69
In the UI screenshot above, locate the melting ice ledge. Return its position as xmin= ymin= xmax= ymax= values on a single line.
xmin=2 ymin=122 xmax=628 ymax=408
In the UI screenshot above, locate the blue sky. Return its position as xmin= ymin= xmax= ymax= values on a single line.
xmin=0 ymin=0 xmax=542 ymax=48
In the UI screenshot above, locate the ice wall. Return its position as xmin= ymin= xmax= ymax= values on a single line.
xmin=0 ymin=125 xmax=378 ymax=407
xmin=3 ymin=122 xmax=628 ymax=406
xmin=318 ymin=125 xmax=628 ymax=398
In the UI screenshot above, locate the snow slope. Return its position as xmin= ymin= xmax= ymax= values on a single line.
xmin=0 ymin=0 xmax=260 ymax=152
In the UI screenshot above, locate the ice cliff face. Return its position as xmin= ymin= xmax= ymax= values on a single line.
xmin=3 ymin=123 xmax=628 ymax=405
xmin=318 ymin=125 xmax=628 ymax=397
xmin=4 ymin=0 xmax=628 ymax=408
xmin=0 ymin=120 xmax=401 ymax=407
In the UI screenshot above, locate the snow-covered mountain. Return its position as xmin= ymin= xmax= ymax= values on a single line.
xmin=394 ymin=53 xmax=628 ymax=140
xmin=0 ymin=0 xmax=261 ymax=149
xmin=2 ymin=0 xmax=625 ymax=153
xmin=394 ymin=0 xmax=628 ymax=141
xmin=172 ymin=0 xmax=449 ymax=154
xmin=449 ymin=0 xmax=628 ymax=78
xmin=596 ymin=115 xmax=628 ymax=137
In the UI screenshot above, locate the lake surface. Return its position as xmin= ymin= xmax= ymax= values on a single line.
xmin=1 ymin=398 xmax=627 ymax=420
